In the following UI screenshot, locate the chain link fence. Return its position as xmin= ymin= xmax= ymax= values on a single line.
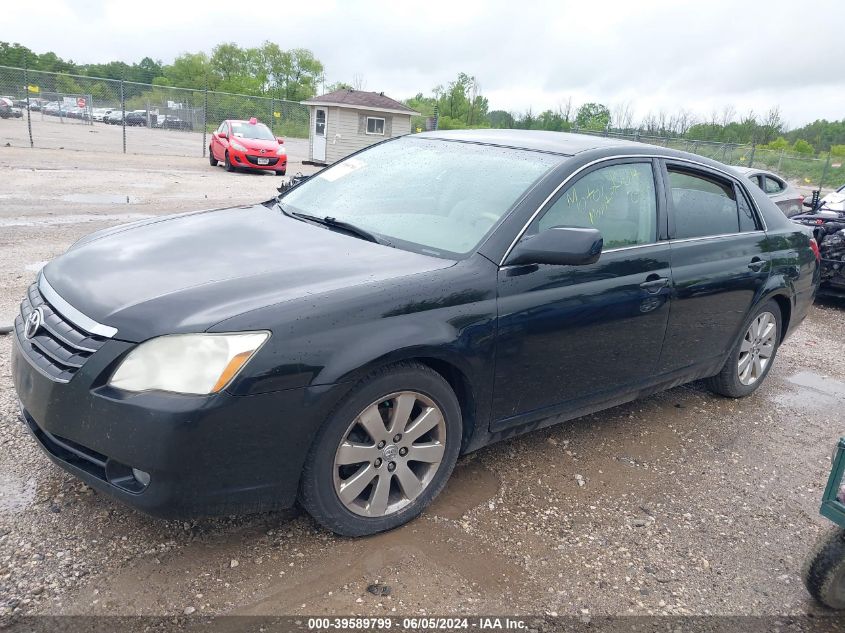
xmin=0 ymin=65 xmax=309 ymax=157
xmin=577 ymin=129 xmax=843 ymax=190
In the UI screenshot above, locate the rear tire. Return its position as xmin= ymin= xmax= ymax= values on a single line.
xmin=803 ymin=527 xmax=845 ymax=609
xmin=209 ymin=149 xmax=218 ymax=167
xmin=299 ymin=362 xmax=462 ymax=536
xmin=224 ymin=151 xmax=234 ymax=172
xmin=705 ymin=299 xmax=781 ymax=398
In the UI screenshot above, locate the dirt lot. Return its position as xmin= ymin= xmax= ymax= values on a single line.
xmin=1 ymin=145 xmax=844 ymax=624
xmin=0 ymin=113 xmax=310 ymax=160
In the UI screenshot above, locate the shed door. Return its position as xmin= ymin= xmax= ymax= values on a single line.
xmin=313 ymin=108 xmax=327 ymax=162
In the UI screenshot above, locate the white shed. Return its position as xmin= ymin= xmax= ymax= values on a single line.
xmin=301 ymin=89 xmax=419 ymax=165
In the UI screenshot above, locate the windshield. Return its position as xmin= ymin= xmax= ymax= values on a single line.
xmin=280 ymin=137 xmax=562 ymax=257
xmin=231 ymin=122 xmax=275 ymax=141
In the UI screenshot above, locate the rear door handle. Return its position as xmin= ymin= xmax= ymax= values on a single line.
xmin=748 ymin=257 xmax=766 ymax=272
xmin=640 ymin=275 xmax=669 ymax=294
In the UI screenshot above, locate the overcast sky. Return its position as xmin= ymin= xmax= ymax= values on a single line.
xmin=3 ymin=0 xmax=843 ymax=128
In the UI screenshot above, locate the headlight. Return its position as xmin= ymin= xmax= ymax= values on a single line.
xmin=276 ymin=146 xmax=286 ymax=155
xmin=230 ymin=141 xmax=247 ymax=152
xmin=109 ymin=332 xmax=269 ymax=395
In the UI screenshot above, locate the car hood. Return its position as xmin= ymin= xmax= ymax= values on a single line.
xmin=821 ymin=191 xmax=845 ymax=209
xmin=42 ymin=204 xmax=453 ymax=342
xmin=233 ymin=137 xmax=279 ymax=152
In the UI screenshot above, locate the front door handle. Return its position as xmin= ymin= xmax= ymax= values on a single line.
xmin=748 ymin=257 xmax=766 ymax=272
xmin=640 ymin=275 xmax=669 ymax=294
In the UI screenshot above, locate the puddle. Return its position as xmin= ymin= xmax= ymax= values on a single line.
xmin=771 ymin=371 xmax=845 ymax=411
xmin=0 ymin=474 xmax=37 ymax=513
xmin=788 ymin=371 xmax=845 ymax=397
xmin=60 ymin=193 xmax=141 ymax=205
xmin=0 ymin=212 xmax=153 ymax=227
xmin=428 ymin=460 xmax=500 ymax=519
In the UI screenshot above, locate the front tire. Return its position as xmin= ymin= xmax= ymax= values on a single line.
xmin=705 ymin=299 xmax=781 ymax=398
xmin=209 ymin=148 xmax=218 ymax=167
xmin=803 ymin=528 xmax=845 ymax=609
xmin=299 ymin=362 xmax=462 ymax=536
xmin=224 ymin=151 xmax=234 ymax=172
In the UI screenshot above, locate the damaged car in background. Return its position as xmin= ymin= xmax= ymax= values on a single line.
xmin=793 ymin=185 xmax=845 ymax=297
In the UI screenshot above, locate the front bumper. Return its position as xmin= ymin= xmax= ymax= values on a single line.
xmin=11 ymin=331 xmax=331 ymax=518
xmin=230 ymin=148 xmax=287 ymax=172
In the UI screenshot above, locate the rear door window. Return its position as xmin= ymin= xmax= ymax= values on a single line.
xmin=737 ymin=187 xmax=759 ymax=232
xmin=668 ymin=168 xmax=741 ymax=239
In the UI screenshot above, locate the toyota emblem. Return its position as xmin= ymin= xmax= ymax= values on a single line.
xmin=25 ymin=307 xmax=43 ymax=339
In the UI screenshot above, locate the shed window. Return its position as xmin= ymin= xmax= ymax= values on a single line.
xmin=366 ymin=117 xmax=385 ymax=135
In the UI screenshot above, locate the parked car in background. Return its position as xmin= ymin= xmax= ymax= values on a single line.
xmin=209 ymin=118 xmax=286 ymax=175
xmin=157 ymin=115 xmax=193 ymax=131
xmin=92 ymin=108 xmax=113 ymax=122
xmin=124 ymin=111 xmax=149 ymax=127
xmin=12 ymin=131 xmax=818 ymax=536
xmin=816 ymin=183 xmax=845 ymax=213
xmin=733 ymin=166 xmax=804 ymax=217
xmin=104 ymin=110 xmax=124 ymax=124
xmin=42 ymin=102 xmax=64 ymax=117
xmin=0 ymin=98 xmax=22 ymax=118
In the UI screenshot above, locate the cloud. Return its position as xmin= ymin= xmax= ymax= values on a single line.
xmin=3 ymin=0 xmax=843 ymax=126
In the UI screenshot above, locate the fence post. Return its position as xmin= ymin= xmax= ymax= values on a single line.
xmin=777 ymin=149 xmax=784 ymax=172
xmin=202 ymin=77 xmax=208 ymax=158
xmin=820 ymin=153 xmax=831 ymax=191
xmin=120 ymin=78 xmax=126 ymax=154
xmin=748 ymin=142 xmax=756 ymax=167
xmin=23 ymin=60 xmax=34 ymax=148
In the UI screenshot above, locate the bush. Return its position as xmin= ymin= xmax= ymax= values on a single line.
xmin=792 ymin=139 xmax=814 ymax=155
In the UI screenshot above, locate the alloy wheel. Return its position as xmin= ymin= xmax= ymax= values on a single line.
xmin=737 ymin=311 xmax=777 ymax=385
xmin=333 ymin=391 xmax=447 ymax=518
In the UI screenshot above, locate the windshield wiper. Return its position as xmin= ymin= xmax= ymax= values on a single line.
xmin=280 ymin=205 xmax=382 ymax=244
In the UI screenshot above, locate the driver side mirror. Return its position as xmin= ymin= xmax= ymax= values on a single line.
xmin=506 ymin=226 xmax=603 ymax=267
xmin=276 ymin=137 xmax=285 ymax=144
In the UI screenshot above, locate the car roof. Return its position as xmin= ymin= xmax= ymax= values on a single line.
xmin=730 ymin=166 xmax=785 ymax=180
xmin=414 ymin=129 xmax=645 ymax=156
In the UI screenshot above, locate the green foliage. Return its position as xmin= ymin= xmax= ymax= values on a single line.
xmin=488 ymin=110 xmax=515 ymax=128
xmin=829 ymin=144 xmax=845 ymax=157
xmin=575 ymin=103 xmax=610 ymax=130
xmin=792 ymin=139 xmax=814 ymax=155
xmin=0 ymin=40 xmax=323 ymax=103
xmin=763 ymin=136 xmax=789 ymax=151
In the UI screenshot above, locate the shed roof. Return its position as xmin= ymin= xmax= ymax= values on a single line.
xmin=302 ymin=89 xmax=419 ymax=115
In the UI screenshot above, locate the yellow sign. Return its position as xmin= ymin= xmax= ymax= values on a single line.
xmin=273 ymin=111 xmax=281 ymax=118
xmin=27 ymin=85 xmax=39 ymax=93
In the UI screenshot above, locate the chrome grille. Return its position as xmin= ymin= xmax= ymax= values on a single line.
xmin=15 ymin=282 xmax=107 ymax=382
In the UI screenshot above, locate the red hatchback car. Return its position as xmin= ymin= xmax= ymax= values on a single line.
xmin=209 ymin=118 xmax=287 ymax=175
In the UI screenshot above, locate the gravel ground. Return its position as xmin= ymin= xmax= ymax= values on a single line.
xmin=1 ymin=146 xmax=844 ymax=623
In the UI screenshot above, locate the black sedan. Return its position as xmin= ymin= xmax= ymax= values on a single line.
xmin=11 ymin=130 xmax=819 ymax=536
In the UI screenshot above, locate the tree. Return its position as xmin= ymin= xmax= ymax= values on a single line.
xmin=325 ymin=81 xmax=352 ymax=92
xmin=764 ymin=136 xmax=789 ymax=151
xmin=488 ymin=110 xmax=515 ymax=128
xmin=793 ymin=139 xmax=815 ymax=155
xmin=163 ymin=52 xmax=211 ymax=90
xmin=611 ymin=101 xmax=635 ymax=132
xmin=575 ymin=102 xmax=610 ymax=130
xmin=831 ymin=144 xmax=845 ymax=157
